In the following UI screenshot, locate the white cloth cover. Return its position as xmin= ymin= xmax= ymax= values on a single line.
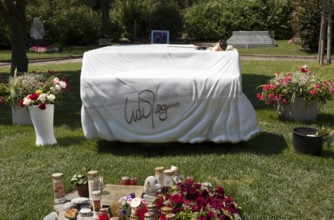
xmin=80 ymin=44 xmax=259 ymax=143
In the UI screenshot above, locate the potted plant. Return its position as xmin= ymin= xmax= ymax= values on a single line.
xmin=18 ymin=73 xmax=69 ymax=146
xmin=71 ymin=170 xmax=89 ymax=197
xmin=0 ymin=71 xmax=46 ymax=125
xmin=256 ymin=65 xmax=334 ymax=122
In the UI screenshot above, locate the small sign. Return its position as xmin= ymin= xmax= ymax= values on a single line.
xmin=101 ymin=184 xmax=144 ymax=205
xmin=151 ymin=30 xmax=170 ymax=44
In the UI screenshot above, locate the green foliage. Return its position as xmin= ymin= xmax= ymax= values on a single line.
xmin=53 ymin=6 xmax=100 ymax=45
xmin=183 ymin=1 xmax=230 ymax=40
xmin=71 ymin=168 xmax=91 ymax=185
xmin=149 ymin=1 xmax=183 ymax=40
xmin=0 ymin=17 xmax=10 ymax=49
xmin=111 ymin=0 xmax=157 ymax=39
xmin=183 ymin=0 xmax=293 ymax=41
xmin=291 ymin=0 xmax=322 ymax=52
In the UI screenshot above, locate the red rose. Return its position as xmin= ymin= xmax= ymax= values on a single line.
xmin=28 ymin=93 xmax=39 ymax=100
xmin=169 ymin=194 xmax=183 ymax=206
xmin=39 ymin=102 xmax=46 ymax=110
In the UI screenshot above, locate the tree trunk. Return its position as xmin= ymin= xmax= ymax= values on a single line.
xmin=9 ymin=15 xmax=28 ymax=76
xmin=0 ymin=0 xmax=28 ymax=76
xmin=100 ymin=0 xmax=110 ymax=36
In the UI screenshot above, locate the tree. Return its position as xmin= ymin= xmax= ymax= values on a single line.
xmin=0 ymin=0 xmax=28 ymax=76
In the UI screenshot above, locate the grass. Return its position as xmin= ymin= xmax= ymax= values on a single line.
xmin=1 ymin=59 xmax=334 ymax=219
xmin=0 ymin=40 xmax=317 ymax=62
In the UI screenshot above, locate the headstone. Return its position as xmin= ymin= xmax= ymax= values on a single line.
xmin=227 ymin=31 xmax=276 ymax=48
xmin=30 ymin=17 xmax=45 ymax=40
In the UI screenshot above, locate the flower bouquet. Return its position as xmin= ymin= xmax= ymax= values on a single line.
xmin=20 ymin=76 xmax=68 ymax=110
xmin=152 ymin=181 xmax=242 ymax=220
xmin=256 ymin=65 xmax=334 ymax=121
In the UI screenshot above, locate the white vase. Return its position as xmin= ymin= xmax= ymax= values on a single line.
xmin=28 ymin=104 xmax=57 ymax=146
xmin=11 ymin=104 xmax=33 ymax=125
xmin=277 ymin=98 xmax=318 ymax=122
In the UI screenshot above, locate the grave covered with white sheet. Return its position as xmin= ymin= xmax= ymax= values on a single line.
xmin=80 ymin=44 xmax=259 ymax=143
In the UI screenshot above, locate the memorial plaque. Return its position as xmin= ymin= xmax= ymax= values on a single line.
xmin=101 ymin=184 xmax=144 ymax=205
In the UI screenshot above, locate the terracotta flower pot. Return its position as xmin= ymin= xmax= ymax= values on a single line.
xmin=76 ymin=184 xmax=89 ymax=197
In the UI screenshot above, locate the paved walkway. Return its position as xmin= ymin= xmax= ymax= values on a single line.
xmin=0 ymin=54 xmax=318 ymax=68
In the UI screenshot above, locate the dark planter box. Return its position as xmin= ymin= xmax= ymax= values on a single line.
xmin=293 ymin=127 xmax=323 ymax=156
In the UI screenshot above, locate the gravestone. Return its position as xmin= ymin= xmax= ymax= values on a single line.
xmin=227 ymin=31 xmax=276 ymax=48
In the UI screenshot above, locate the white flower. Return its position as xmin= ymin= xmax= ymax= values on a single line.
xmin=47 ymin=94 xmax=56 ymax=102
xmin=38 ymin=93 xmax=47 ymax=102
xmin=59 ymin=81 xmax=67 ymax=89
xmin=52 ymin=77 xmax=60 ymax=84
xmin=55 ymin=84 xmax=61 ymax=91
xmin=23 ymin=97 xmax=32 ymax=106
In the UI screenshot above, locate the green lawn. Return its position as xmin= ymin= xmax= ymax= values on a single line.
xmin=0 ymin=40 xmax=317 ymax=62
xmin=0 ymin=60 xmax=334 ymax=219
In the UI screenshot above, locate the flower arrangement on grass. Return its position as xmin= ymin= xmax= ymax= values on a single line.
xmin=256 ymin=65 xmax=334 ymax=107
xmin=0 ymin=70 xmax=69 ymax=110
xmin=20 ymin=76 xmax=68 ymax=110
xmin=0 ymin=72 xmax=46 ymax=106
xmin=152 ymin=180 xmax=242 ymax=220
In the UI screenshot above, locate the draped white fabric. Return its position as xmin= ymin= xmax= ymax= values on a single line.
xmin=80 ymin=45 xmax=259 ymax=143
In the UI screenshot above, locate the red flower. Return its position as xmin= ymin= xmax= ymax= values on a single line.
xmin=169 ymin=194 xmax=183 ymax=206
xmin=314 ymin=83 xmax=322 ymax=89
xmin=329 ymin=87 xmax=334 ymax=94
xmin=300 ymin=65 xmax=307 ymax=73
xmin=155 ymin=197 xmax=164 ymax=208
xmin=310 ymin=90 xmax=317 ymax=95
xmin=19 ymin=99 xmax=24 ymax=107
xmin=27 ymin=93 xmax=39 ymax=100
xmin=39 ymin=102 xmax=46 ymax=110
xmin=268 ymin=93 xmax=275 ymax=99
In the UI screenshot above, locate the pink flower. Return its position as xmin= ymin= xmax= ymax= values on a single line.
xmin=268 ymin=93 xmax=275 ymax=99
xmin=314 ymin=83 xmax=322 ymax=89
xmin=329 ymin=87 xmax=334 ymax=94
xmin=310 ymin=90 xmax=317 ymax=95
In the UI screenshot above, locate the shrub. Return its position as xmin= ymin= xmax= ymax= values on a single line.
xmin=183 ymin=0 xmax=293 ymax=41
xmin=149 ymin=1 xmax=183 ymax=40
xmin=0 ymin=17 xmax=10 ymax=49
xmin=111 ymin=0 xmax=157 ymax=40
xmin=53 ymin=6 xmax=100 ymax=45
xmin=291 ymin=0 xmax=322 ymax=52
xmin=183 ymin=1 xmax=231 ymax=40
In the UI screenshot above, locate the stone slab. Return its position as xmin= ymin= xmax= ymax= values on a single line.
xmin=227 ymin=31 xmax=276 ymax=48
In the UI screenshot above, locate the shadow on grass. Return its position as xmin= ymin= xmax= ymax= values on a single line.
xmin=96 ymin=131 xmax=287 ymax=157
xmin=56 ymin=136 xmax=88 ymax=147
xmin=242 ymin=73 xmax=272 ymax=110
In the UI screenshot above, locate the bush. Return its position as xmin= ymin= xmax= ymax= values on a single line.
xmin=183 ymin=0 xmax=293 ymax=41
xmin=183 ymin=1 xmax=231 ymax=40
xmin=291 ymin=0 xmax=322 ymax=52
xmin=149 ymin=1 xmax=183 ymax=40
xmin=111 ymin=0 xmax=157 ymax=40
xmin=0 ymin=17 xmax=10 ymax=49
xmin=52 ymin=6 xmax=100 ymax=45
